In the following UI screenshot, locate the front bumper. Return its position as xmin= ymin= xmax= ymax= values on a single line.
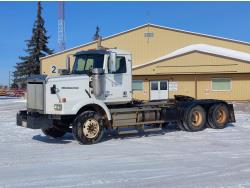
xmin=16 ymin=110 xmax=53 ymax=129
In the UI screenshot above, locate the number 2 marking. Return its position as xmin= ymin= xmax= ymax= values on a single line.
xmin=52 ymin=66 xmax=56 ymax=73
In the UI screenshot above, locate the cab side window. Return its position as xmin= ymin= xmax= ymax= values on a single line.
xmin=115 ymin=56 xmax=127 ymax=74
xmin=108 ymin=56 xmax=127 ymax=74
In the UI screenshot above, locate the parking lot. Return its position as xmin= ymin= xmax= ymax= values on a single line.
xmin=0 ymin=97 xmax=250 ymax=188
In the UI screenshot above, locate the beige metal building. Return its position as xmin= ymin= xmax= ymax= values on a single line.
xmin=40 ymin=23 xmax=250 ymax=101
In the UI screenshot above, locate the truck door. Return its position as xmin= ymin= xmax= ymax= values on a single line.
xmin=105 ymin=55 xmax=131 ymax=103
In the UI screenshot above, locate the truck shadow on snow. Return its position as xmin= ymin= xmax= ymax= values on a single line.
xmin=32 ymin=133 xmax=73 ymax=144
xmin=32 ymin=123 xmax=235 ymax=144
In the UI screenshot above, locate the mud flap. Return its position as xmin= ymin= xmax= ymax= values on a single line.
xmin=228 ymin=104 xmax=236 ymax=123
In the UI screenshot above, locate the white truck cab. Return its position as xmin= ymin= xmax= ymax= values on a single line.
xmin=26 ymin=49 xmax=132 ymax=117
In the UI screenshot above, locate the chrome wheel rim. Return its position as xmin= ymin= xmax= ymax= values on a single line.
xmin=83 ymin=119 xmax=100 ymax=139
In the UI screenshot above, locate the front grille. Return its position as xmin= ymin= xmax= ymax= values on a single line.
xmin=27 ymin=82 xmax=44 ymax=111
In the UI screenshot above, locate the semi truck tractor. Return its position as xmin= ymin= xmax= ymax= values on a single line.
xmin=17 ymin=47 xmax=235 ymax=144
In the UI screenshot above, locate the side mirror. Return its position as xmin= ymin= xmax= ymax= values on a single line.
xmin=109 ymin=52 xmax=116 ymax=73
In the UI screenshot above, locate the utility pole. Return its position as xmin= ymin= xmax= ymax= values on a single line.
xmin=58 ymin=1 xmax=66 ymax=51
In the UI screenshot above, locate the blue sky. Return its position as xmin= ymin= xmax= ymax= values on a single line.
xmin=1 ymin=1 xmax=250 ymax=85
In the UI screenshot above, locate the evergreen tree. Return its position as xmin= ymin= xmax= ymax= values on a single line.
xmin=13 ymin=1 xmax=53 ymax=88
xmin=92 ymin=26 xmax=100 ymax=41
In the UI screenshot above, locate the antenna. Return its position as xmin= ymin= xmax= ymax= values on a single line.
xmin=58 ymin=1 xmax=66 ymax=51
xmin=97 ymin=36 xmax=102 ymax=49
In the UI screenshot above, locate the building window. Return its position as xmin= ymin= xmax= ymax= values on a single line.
xmin=160 ymin=81 xmax=168 ymax=90
xmin=151 ymin=82 xmax=158 ymax=90
xmin=132 ymin=80 xmax=143 ymax=91
xmin=212 ymin=78 xmax=232 ymax=91
xmin=144 ymin=32 xmax=154 ymax=38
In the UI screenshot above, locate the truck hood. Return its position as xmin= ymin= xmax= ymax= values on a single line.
xmin=27 ymin=74 xmax=89 ymax=83
xmin=46 ymin=74 xmax=89 ymax=83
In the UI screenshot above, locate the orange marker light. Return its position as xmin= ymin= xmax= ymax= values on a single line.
xmin=61 ymin=98 xmax=66 ymax=103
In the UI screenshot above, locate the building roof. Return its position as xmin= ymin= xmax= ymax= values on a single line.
xmin=133 ymin=44 xmax=250 ymax=69
xmin=41 ymin=23 xmax=250 ymax=60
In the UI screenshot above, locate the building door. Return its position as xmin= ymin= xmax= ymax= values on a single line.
xmin=150 ymin=80 xmax=168 ymax=100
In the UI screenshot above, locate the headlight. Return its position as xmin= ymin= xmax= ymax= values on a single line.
xmin=54 ymin=104 xmax=62 ymax=111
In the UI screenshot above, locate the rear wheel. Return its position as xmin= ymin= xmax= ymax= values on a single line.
xmin=177 ymin=121 xmax=187 ymax=131
xmin=183 ymin=105 xmax=206 ymax=132
xmin=72 ymin=111 xmax=104 ymax=144
xmin=208 ymin=103 xmax=229 ymax=129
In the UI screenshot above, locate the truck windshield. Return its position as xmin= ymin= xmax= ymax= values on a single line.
xmin=72 ymin=54 xmax=104 ymax=74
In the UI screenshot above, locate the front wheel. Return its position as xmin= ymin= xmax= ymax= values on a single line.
xmin=72 ymin=111 xmax=104 ymax=144
xmin=42 ymin=127 xmax=66 ymax=138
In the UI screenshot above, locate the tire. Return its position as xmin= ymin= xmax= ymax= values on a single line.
xmin=183 ymin=120 xmax=192 ymax=131
xmin=207 ymin=103 xmax=229 ymax=129
xmin=72 ymin=111 xmax=104 ymax=144
xmin=177 ymin=121 xmax=187 ymax=131
xmin=183 ymin=105 xmax=206 ymax=132
xmin=42 ymin=127 xmax=66 ymax=138
xmin=206 ymin=122 xmax=213 ymax=128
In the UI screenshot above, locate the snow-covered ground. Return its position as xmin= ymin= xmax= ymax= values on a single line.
xmin=0 ymin=97 xmax=250 ymax=188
